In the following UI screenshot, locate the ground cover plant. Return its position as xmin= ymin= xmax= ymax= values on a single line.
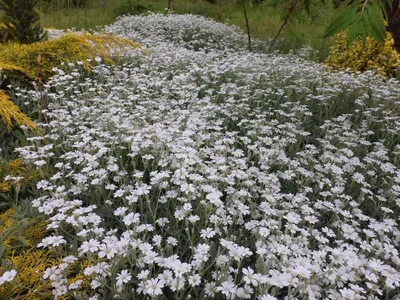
xmin=0 ymin=26 xmax=144 ymax=299
xmin=38 ymin=0 xmax=335 ymax=60
xmin=0 ymin=29 xmax=143 ymax=145
xmin=1 ymin=13 xmax=400 ymax=299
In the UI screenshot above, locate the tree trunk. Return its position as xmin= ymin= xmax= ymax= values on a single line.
xmin=36 ymin=53 xmax=44 ymax=123
xmin=243 ymin=4 xmax=252 ymax=51
xmin=268 ymin=0 xmax=299 ymax=53
xmin=386 ymin=0 xmax=400 ymax=52
xmin=216 ymin=0 xmax=224 ymax=21
xmin=168 ymin=0 xmax=172 ymax=9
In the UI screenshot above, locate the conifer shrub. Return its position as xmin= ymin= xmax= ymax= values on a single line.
xmin=0 ymin=32 xmax=143 ymax=81
xmin=0 ymin=22 xmax=14 ymax=43
xmin=70 ymin=0 xmax=89 ymax=7
xmin=0 ymin=0 xmax=46 ymax=44
xmin=0 ymin=61 xmax=28 ymax=76
xmin=0 ymin=159 xmax=29 ymax=193
xmin=0 ymin=90 xmax=36 ymax=131
xmin=325 ymin=32 xmax=400 ymax=77
xmin=0 ymin=32 xmax=143 ymax=133
xmin=113 ymin=0 xmax=152 ymax=19
xmin=0 ymin=209 xmax=92 ymax=299
xmin=0 ymin=158 xmax=43 ymax=213
xmin=0 ymin=60 xmax=32 ymax=90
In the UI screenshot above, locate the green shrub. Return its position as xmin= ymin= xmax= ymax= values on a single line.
xmin=0 ymin=209 xmax=93 ymax=300
xmin=0 ymin=32 xmax=143 ymax=81
xmin=113 ymin=0 xmax=152 ymax=19
xmin=0 ymin=89 xmax=36 ymax=132
xmin=0 ymin=0 xmax=46 ymax=44
xmin=325 ymin=32 xmax=400 ymax=77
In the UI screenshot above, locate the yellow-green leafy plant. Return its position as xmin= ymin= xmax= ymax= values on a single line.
xmin=0 ymin=250 xmax=62 ymax=300
xmin=0 ymin=60 xmax=28 ymax=75
xmin=0 ymin=159 xmax=30 ymax=193
xmin=0 ymin=22 xmax=14 ymax=43
xmin=0 ymin=205 xmax=53 ymax=299
xmin=0 ymin=208 xmax=48 ymax=253
xmin=325 ymin=31 xmax=400 ymax=77
xmin=0 ymin=90 xmax=36 ymax=132
xmin=0 ymin=61 xmax=34 ymax=132
xmin=0 ymin=31 xmax=143 ymax=132
xmin=0 ymin=32 xmax=143 ymax=81
xmin=0 ymin=209 xmax=92 ymax=299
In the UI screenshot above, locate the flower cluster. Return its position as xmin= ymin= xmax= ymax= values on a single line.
xmin=107 ymin=12 xmax=270 ymax=52
xmin=10 ymin=13 xmax=400 ymax=299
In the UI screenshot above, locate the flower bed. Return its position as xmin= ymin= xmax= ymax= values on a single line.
xmin=3 ymin=13 xmax=400 ymax=299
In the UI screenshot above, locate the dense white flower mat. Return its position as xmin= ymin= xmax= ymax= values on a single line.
xmin=13 ymin=13 xmax=400 ymax=299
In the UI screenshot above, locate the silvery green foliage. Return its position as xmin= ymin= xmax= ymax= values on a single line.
xmin=12 ymin=13 xmax=400 ymax=299
xmin=46 ymin=29 xmax=66 ymax=40
xmin=106 ymin=13 xmax=270 ymax=52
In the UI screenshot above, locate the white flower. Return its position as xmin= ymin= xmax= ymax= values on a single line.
xmin=137 ymin=280 xmax=146 ymax=295
xmin=0 ymin=270 xmax=17 ymax=285
xmin=291 ymin=265 xmax=312 ymax=279
xmin=284 ymin=212 xmax=301 ymax=224
xmin=200 ymin=227 xmax=216 ymax=239
xmin=17 ymin=11 xmax=400 ymax=299
xmin=188 ymin=274 xmax=202 ymax=286
xmin=166 ymin=237 xmax=178 ymax=246
xmin=80 ymin=239 xmax=100 ymax=254
xmin=237 ymin=285 xmax=253 ymax=299
xmin=50 ymin=235 xmax=67 ymax=247
xmin=352 ymin=172 xmax=365 ymax=184
xmin=152 ymin=235 xmax=162 ymax=246
xmin=98 ymin=243 xmax=117 ymax=259
xmin=145 ymin=278 xmax=164 ymax=296
xmin=158 ymin=270 xmax=173 ymax=284
xmin=259 ymin=294 xmax=278 ymax=300
xmin=123 ymin=212 xmax=141 ymax=226
xmin=116 ymin=269 xmax=132 ymax=286
xmin=114 ymin=206 xmax=128 ymax=216
xmin=206 ymin=191 xmax=224 ymax=207
xmin=187 ymin=215 xmax=200 ymax=223
xmin=38 ymin=236 xmax=54 ymax=248
xmin=34 ymin=160 xmax=47 ymax=166
xmin=88 ymin=294 xmax=100 ymax=300
xmin=242 ymin=267 xmax=259 ymax=286
xmin=205 ymin=281 xmax=217 ymax=297
xmin=339 ymin=288 xmax=358 ymax=300
xmin=138 ymin=270 xmax=150 ymax=280
xmin=217 ymin=280 xmax=237 ymax=298
xmin=62 ymin=256 xmax=77 ymax=263
xmin=69 ymin=279 xmax=83 ymax=290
